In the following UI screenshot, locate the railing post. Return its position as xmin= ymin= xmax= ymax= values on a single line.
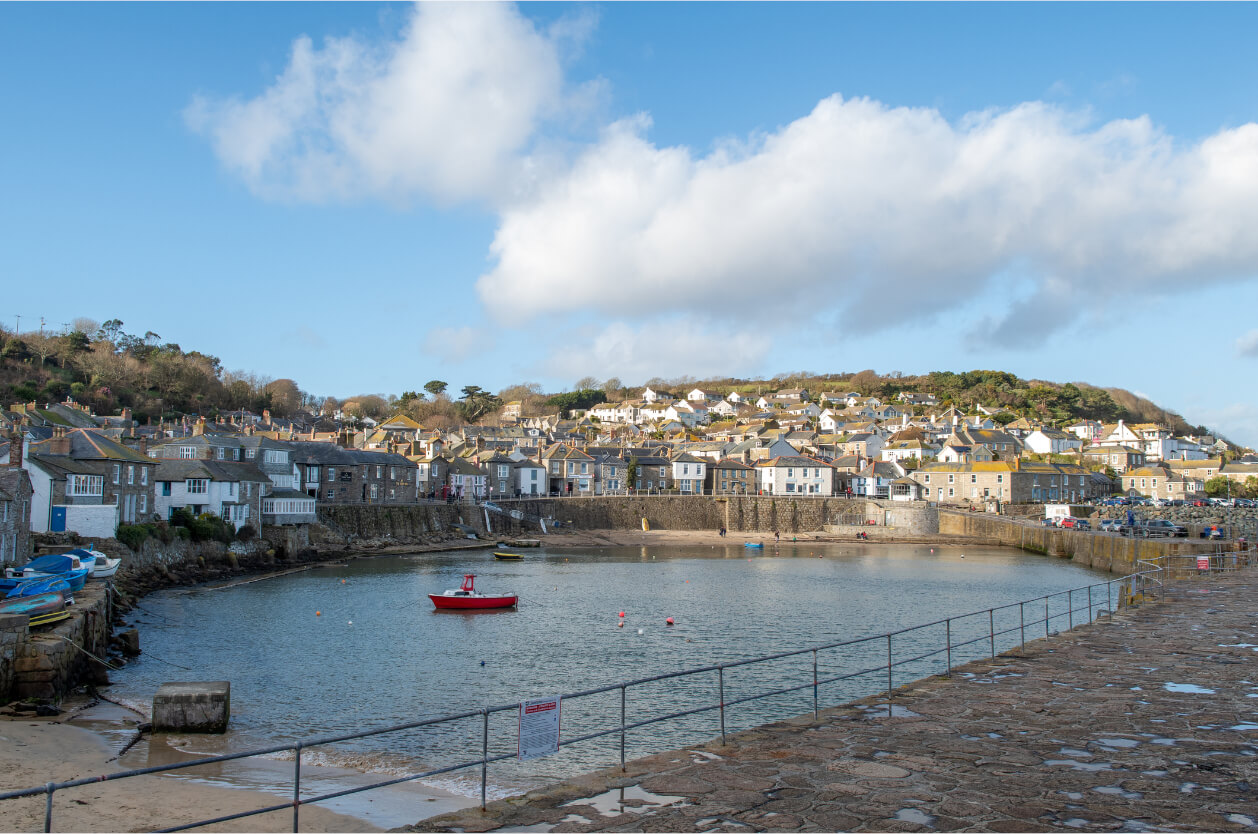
xmin=1045 ymin=597 xmax=1050 ymax=638
xmin=945 ymin=619 xmax=951 ymax=674
xmin=293 ymin=742 xmax=302 ymax=833
xmin=886 ymin=634 xmax=893 ymax=702
xmin=988 ymin=609 xmax=995 ymax=658
xmin=1068 ymin=590 xmax=1073 ymax=631
xmin=44 ymin=782 xmax=54 ymax=834
xmin=480 ymin=709 xmax=489 ymax=810
xmin=620 ymin=685 xmax=627 ymax=771
xmin=1087 ymin=585 xmax=1092 ymax=624
xmin=1107 ymin=580 xmax=1113 ymax=619
xmin=812 ymin=649 xmax=819 ymax=720
xmin=718 ymin=667 xmax=726 ymax=745
xmin=1019 ymin=602 xmax=1025 ymax=653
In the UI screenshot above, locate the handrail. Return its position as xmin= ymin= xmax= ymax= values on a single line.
xmin=1 ymin=547 xmax=1244 ymax=833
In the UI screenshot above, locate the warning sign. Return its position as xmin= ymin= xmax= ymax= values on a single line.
xmin=518 ymin=696 xmax=561 ymax=760
xmin=1197 ymin=554 xmax=1210 ymax=571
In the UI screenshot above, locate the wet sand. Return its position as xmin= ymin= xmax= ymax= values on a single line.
xmin=0 ymin=702 xmax=477 ymax=833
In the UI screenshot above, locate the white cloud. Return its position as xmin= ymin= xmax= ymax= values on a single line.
xmin=423 ymin=326 xmax=486 ymax=364
xmin=478 ymin=96 xmax=1258 ymax=344
xmin=1189 ymin=402 xmax=1258 ymax=449
xmin=542 ymin=318 xmax=770 ymax=383
xmin=185 ymin=3 xmax=576 ymax=204
xmin=1236 ymin=329 xmax=1258 ymax=357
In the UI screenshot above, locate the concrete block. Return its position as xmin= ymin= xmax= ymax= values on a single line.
xmin=153 ymin=681 xmax=230 ymax=733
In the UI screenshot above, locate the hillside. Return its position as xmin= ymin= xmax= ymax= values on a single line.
xmin=0 ymin=323 xmax=1223 ymax=443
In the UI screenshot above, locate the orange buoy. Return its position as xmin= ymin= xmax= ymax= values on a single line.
xmin=666 ymin=617 xmax=674 ymax=626
xmin=315 ymin=611 xmax=321 ymax=616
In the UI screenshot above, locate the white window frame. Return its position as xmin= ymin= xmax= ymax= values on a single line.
xmin=186 ymin=479 xmax=209 ymax=495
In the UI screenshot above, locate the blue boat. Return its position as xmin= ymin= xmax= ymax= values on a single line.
xmin=5 ymin=554 xmax=90 ymax=593
xmin=744 ymin=542 xmax=764 ymax=549
xmin=0 ymin=575 xmax=72 ymax=600
xmin=0 ymin=591 xmax=71 ymax=627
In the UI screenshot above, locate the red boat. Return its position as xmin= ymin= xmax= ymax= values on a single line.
xmin=429 ymin=574 xmax=518 ymax=610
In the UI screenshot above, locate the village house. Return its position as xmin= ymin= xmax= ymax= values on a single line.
xmin=591 ymin=454 xmax=629 ymax=495
xmin=912 ymin=460 xmax=1099 ymax=504
xmin=1082 ymin=444 xmax=1145 ymax=473
xmin=23 ymin=428 xmax=157 ymax=535
xmin=1122 ymin=465 xmax=1204 ymax=500
xmin=541 ymin=445 xmax=597 ymax=495
xmin=1024 ymin=428 xmax=1083 ymax=456
xmin=670 ymin=453 xmax=707 ymax=494
xmin=287 ymin=441 xmax=418 ymax=505
xmin=851 ymin=460 xmax=907 ymax=499
xmin=755 ymin=455 xmax=834 ymax=496
xmin=705 ymin=458 xmax=755 ymax=495
xmin=0 ymin=437 xmax=34 ymax=565
xmin=628 ymin=452 xmax=673 ymax=492
xmin=152 ymin=459 xmax=268 ymax=529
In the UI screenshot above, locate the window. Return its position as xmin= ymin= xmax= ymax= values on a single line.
xmin=113 ymin=464 xmax=121 ymax=484
xmin=187 ymin=479 xmax=208 ymax=495
xmin=498 ymin=465 xmax=509 ymax=478
xmin=787 ymin=468 xmax=794 ymax=478
xmin=180 ymin=446 xmax=196 ymax=459
xmin=923 ymin=475 xmax=930 ymax=484
xmin=246 ymin=448 xmax=257 ymax=459
xmin=328 ymin=468 xmax=337 ymax=481
xmin=245 ymin=483 xmax=251 ymax=498
xmin=139 ymin=494 xmax=147 ymax=513
xmin=948 ymin=474 xmax=954 ymax=483
xmin=67 ymin=475 xmax=104 ymax=496
xmin=216 ymin=447 xmax=225 ymax=460
xmin=326 ymin=490 xmax=335 ymax=500
xmin=390 ymin=467 xmax=397 ymax=480
xmin=531 ymin=470 xmax=538 ymax=481
xmin=551 ymin=462 xmax=559 ymax=473
xmin=377 ymin=466 xmax=384 ymax=478
xmin=997 ymin=474 xmax=1003 ymax=483
xmin=948 ymin=487 xmax=954 ymax=497
xmin=370 ymin=484 xmax=378 ymax=499
xmin=141 ymin=467 xmax=148 ymax=485
xmin=161 ymin=482 xmax=171 ymax=496
xmin=970 ymin=474 xmax=977 ymax=483
xmin=581 ymin=463 xmax=588 ymax=475
xmin=127 ymin=465 xmax=134 ymax=485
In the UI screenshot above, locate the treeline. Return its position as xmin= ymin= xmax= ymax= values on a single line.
xmin=0 ymin=320 xmax=1216 ymax=440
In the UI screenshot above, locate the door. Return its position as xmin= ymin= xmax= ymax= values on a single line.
xmin=51 ymin=506 xmax=67 ymax=532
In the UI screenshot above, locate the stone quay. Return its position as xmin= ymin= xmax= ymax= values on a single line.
xmin=407 ymin=569 xmax=1258 ymax=833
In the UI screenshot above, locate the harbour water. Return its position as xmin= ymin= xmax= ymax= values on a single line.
xmin=102 ymin=542 xmax=1109 ymax=828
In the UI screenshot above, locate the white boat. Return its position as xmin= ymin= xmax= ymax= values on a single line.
xmin=63 ymin=548 xmax=121 ymax=579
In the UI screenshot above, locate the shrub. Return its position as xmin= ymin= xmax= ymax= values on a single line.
xmin=235 ymin=524 xmax=257 ymax=542
xmin=175 ymin=526 xmax=191 ymax=540
xmin=116 ymin=523 xmax=151 ymax=551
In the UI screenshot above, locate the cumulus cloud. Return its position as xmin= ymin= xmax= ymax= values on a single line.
xmin=185 ymin=3 xmax=578 ymax=203
xmin=423 ymin=325 xmax=487 ymax=364
xmin=543 ymin=318 xmax=770 ymax=382
xmin=477 ymin=96 xmax=1258 ymax=343
xmin=1236 ymin=329 xmax=1258 ymax=357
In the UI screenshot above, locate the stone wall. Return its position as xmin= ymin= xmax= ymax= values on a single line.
xmin=6 ymin=583 xmax=112 ymax=701
xmin=487 ymin=496 xmax=939 ymax=536
xmin=317 ymin=503 xmax=485 ymax=541
xmin=937 ymin=510 xmax=1216 ymax=574
xmin=1 ymin=613 xmax=27 ymax=699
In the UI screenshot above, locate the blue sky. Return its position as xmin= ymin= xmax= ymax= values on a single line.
xmin=3 ymin=3 xmax=1258 ymax=445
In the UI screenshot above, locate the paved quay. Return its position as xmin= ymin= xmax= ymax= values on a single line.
xmin=406 ymin=570 xmax=1258 ymax=833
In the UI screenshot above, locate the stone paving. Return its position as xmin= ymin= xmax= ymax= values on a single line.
xmin=404 ymin=570 xmax=1258 ymax=833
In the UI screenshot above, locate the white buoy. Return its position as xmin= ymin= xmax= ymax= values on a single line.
xmin=637 ymin=629 xmax=644 ymax=635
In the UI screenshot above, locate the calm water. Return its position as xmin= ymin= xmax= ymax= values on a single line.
xmin=107 ymin=543 xmax=1109 ymax=810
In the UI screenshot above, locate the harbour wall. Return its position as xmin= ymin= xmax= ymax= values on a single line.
xmin=487 ymin=496 xmax=938 ymax=537
xmin=1 ymin=583 xmax=112 ymax=702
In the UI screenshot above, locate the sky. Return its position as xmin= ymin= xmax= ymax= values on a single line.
xmin=3 ymin=3 xmax=1258 ymax=446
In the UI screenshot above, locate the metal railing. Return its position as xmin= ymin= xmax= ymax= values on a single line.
xmin=1 ymin=548 xmax=1246 ymax=833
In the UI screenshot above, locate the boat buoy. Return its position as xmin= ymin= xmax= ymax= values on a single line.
xmin=637 ymin=629 xmax=644 ymax=635
xmin=480 ymin=660 xmax=486 ymax=666
xmin=930 ymin=548 xmax=934 ymax=553
xmin=666 ymin=617 xmax=674 ymax=626
xmin=347 ymin=620 xmax=353 ymax=625
xmin=619 ymin=611 xmax=625 ymax=618
xmin=961 ymin=554 xmax=965 ymax=558
xmin=315 ymin=611 xmax=321 ymax=616
xmin=341 ymin=579 xmax=345 ymax=584
xmin=618 ymin=621 xmax=624 ymax=628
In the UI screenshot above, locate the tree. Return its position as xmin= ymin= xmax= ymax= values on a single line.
xmin=1204 ymin=475 xmax=1232 ymax=498
xmin=602 ymin=377 xmax=622 ymax=400
xmin=456 ymin=385 xmax=503 ymax=423
xmin=424 ymin=380 xmax=448 ymax=397
xmin=263 ymin=378 xmax=302 ymax=417
xmin=574 ymin=376 xmax=600 ymax=391
xmin=320 ymin=396 xmax=339 ymax=416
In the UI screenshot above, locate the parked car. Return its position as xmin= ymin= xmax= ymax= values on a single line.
xmin=1135 ymin=518 xmax=1189 ymax=538
xmin=1098 ymin=518 xmax=1121 ymax=533
xmin=1059 ymin=517 xmax=1090 ymax=529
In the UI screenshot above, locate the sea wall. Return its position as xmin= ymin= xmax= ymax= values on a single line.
xmin=3 ymin=583 xmax=112 ymax=702
xmin=937 ymin=510 xmax=1215 ymax=574
xmin=487 ymin=496 xmax=939 ymax=536
xmin=316 ymin=503 xmax=484 ymax=541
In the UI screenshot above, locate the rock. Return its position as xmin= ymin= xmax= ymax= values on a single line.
xmin=35 ymin=704 xmax=62 ymax=716
xmin=117 ymin=628 xmax=141 ymax=656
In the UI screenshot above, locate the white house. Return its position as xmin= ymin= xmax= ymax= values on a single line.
xmin=1025 ymin=429 xmax=1083 ymax=456
xmin=670 ymin=454 xmax=707 ymax=493
xmin=687 ymin=388 xmax=720 ymax=403
xmin=153 ymin=460 xmax=268 ymax=530
xmin=755 ymin=456 xmax=834 ymax=495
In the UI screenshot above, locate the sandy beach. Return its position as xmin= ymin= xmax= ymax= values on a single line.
xmin=0 ymin=705 xmax=477 ymax=833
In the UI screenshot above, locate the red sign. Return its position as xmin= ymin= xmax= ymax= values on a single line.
xmin=1197 ymin=554 xmax=1209 ymax=571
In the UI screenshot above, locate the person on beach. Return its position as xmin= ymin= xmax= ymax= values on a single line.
xmin=774 ymin=530 xmax=780 ymax=543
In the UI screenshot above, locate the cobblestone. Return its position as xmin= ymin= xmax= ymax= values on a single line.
xmin=406 ymin=569 xmax=1258 ymax=833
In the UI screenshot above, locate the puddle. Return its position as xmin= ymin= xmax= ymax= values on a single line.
xmin=1129 ymin=686 xmax=1143 ymax=691
xmin=859 ymin=704 xmax=922 ymax=719
xmin=1164 ymin=682 xmax=1216 ymax=695
xmin=696 ymin=818 xmax=751 ymax=830
xmin=895 ymin=808 xmax=935 ymax=826
xmin=690 ymin=750 xmax=724 ymax=761
xmin=1227 ymin=814 xmax=1257 ymax=826
xmin=1179 ymin=782 xmax=1197 ymax=794
xmin=1150 ymin=738 xmax=1180 ymax=746
xmin=1229 ymin=724 xmax=1258 ymax=731
xmin=1062 ymin=819 xmax=1091 ymax=828
xmin=1058 ymin=791 xmax=1084 ymax=800
xmin=1094 ymin=785 xmax=1142 ymax=800
xmin=1220 ymin=644 xmax=1258 ymax=648
xmin=1096 ymin=738 xmax=1140 ymax=749
xmin=1044 ymin=759 xmax=1114 ymax=772
xmin=986 ymin=732 xmax=1003 ymax=739
xmin=561 ymin=786 xmax=685 ymax=818
xmin=1060 ymin=748 xmax=1093 ymax=758
xmin=1141 ymin=770 xmax=1168 ymax=777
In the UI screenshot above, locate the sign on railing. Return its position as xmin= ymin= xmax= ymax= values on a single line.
xmin=518 ymin=696 xmax=562 ymax=760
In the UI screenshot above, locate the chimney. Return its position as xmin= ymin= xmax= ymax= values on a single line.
xmin=263 ymin=409 xmax=271 ymax=424
xmin=193 ymin=417 xmax=206 ymax=436
xmin=8 ymin=431 xmax=23 ymax=469
xmin=50 ymin=427 xmax=71 ymax=456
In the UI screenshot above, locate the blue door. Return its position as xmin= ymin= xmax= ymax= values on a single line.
xmin=51 ymin=506 xmax=67 ymax=532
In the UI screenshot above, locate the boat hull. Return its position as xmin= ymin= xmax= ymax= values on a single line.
xmin=429 ymin=594 xmax=518 ymax=610
xmin=0 ymin=591 xmax=67 ymax=625
xmin=493 ymin=552 xmax=523 ymax=561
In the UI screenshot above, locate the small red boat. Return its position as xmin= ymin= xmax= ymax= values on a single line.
xmin=429 ymin=574 xmax=518 ymax=610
